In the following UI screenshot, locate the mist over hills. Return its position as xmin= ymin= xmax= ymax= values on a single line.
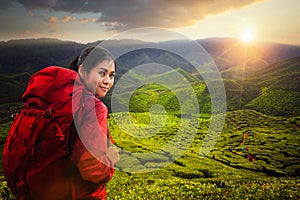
xmin=0 ymin=37 xmax=299 ymax=116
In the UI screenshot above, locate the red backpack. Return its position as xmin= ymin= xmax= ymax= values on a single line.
xmin=2 ymin=66 xmax=83 ymax=200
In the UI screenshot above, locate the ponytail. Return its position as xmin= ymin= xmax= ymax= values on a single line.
xmin=69 ymin=55 xmax=80 ymax=72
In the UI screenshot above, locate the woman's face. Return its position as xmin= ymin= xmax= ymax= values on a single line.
xmin=80 ymin=59 xmax=115 ymax=97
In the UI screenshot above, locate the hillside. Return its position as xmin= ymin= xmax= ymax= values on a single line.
xmin=0 ymin=109 xmax=299 ymax=199
xmin=0 ymin=73 xmax=30 ymax=104
xmin=226 ymin=56 xmax=300 ymax=114
xmin=107 ymin=110 xmax=300 ymax=177
xmin=110 ymin=53 xmax=300 ymax=116
xmin=100 ymin=110 xmax=300 ymax=199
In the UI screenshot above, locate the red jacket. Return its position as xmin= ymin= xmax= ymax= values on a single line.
xmin=2 ymin=66 xmax=114 ymax=200
xmin=70 ymin=84 xmax=114 ymax=199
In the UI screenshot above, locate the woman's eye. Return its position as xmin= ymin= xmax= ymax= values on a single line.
xmin=99 ymin=71 xmax=105 ymax=76
xmin=110 ymin=73 xmax=115 ymax=77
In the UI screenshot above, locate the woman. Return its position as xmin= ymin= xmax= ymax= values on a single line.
xmin=69 ymin=46 xmax=120 ymax=199
xmin=2 ymin=46 xmax=119 ymax=200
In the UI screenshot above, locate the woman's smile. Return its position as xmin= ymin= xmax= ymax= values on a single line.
xmin=99 ymin=85 xmax=109 ymax=92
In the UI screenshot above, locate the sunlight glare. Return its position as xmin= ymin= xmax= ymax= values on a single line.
xmin=241 ymin=29 xmax=255 ymax=43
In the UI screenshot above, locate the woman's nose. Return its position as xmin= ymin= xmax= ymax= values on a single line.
xmin=102 ymin=75 xmax=110 ymax=84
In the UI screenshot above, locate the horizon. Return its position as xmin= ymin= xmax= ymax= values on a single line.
xmin=0 ymin=0 xmax=300 ymax=45
xmin=2 ymin=36 xmax=300 ymax=47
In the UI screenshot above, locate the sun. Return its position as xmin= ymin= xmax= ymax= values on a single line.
xmin=241 ymin=29 xmax=255 ymax=43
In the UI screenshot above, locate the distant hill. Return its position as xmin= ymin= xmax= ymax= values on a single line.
xmin=0 ymin=72 xmax=31 ymax=104
xmin=199 ymin=37 xmax=300 ymax=73
xmin=0 ymin=38 xmax=84 ymax=74
xmin=108 ymin=44 xmax=300 ymax=116
xmin=0 ymin=37 xmax=300 ymax=116
xmin=244 ymin=56 xmax=300 ymax=116
xmin=1 ymin=37 xmax=300 ymax=74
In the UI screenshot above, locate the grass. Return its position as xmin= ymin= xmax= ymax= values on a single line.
xmin=245 ymin=88 xmax=300 ymax=116
xmin=107 ymin=165 xmax=300 ymax=200
xmin=0 ymin=107 xmax=299 ymax=199
xmin=106 ymin=109 xmax=299 ymax=199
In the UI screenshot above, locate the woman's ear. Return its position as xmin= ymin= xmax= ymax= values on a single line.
xmin=78 ymin=65 xmax=86 ymax=80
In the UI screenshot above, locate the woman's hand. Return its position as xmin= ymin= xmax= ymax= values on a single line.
xmin=107 ymin=146 xmax=120 ymax=164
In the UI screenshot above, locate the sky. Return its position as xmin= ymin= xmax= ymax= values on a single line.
xmin=0 ymin=0 xmax=299 ymax=45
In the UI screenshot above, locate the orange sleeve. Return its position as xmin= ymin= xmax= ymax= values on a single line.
xmin=71 ymin=96 xmax=114 ymax=184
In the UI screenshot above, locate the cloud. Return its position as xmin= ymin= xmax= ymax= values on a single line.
xmin=16 ymin=0 xmax=58 ymax=9
xmin=78 ymin=17 xmax=97 ymax=23
xmin=28 ymin=11 xmax=35 ymax=17
xmin=0 ymin=0 xmax=14 ymax=9
xmin=23 ymin=29 xmax=42 ymax=37
xmin=14 ymin=0 xmax=264 ymax=30
xmin=62 ymin=16 xmax=76 ymax=22
xmin=46 ymin=16 xmax=58 ymax=23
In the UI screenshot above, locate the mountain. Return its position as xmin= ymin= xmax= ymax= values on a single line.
xmin=0 ymin=37 xmax=300 ymax=116
xmin=0 ymin=38 xmax=85 ymax=74
xmin=1 ymin=37 xmax=300 ymax=75
xmin=199 ymin=37 xmax=300 ymax=73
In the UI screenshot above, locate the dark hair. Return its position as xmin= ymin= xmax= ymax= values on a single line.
xmin=69 ymin=46 xmax=116 ymax=73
